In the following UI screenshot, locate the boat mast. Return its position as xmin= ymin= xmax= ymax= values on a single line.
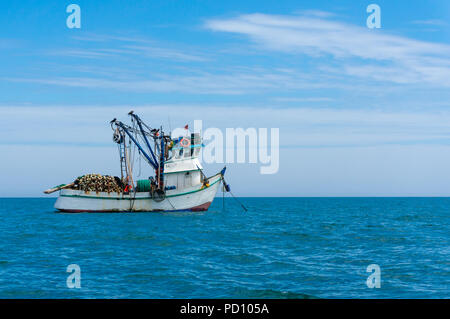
xmin=110 ymin=119 xmax=159 ymax=170
xmin=110 ymin=113 xmax=168 ymax=191
xmin=128 ymin=111 xmax=159 ymax=166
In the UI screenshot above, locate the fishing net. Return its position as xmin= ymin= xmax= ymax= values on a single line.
xmin=73 ymin=174 xmax=123 ymax=194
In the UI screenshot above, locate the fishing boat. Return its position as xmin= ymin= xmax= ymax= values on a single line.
xmin=44 ymin=111 xmax=230 ymax=212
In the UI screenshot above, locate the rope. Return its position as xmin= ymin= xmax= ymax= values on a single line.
xmin=229 ymin=190 xmax=248 ymax=212
xmin=222 ymin=180 xmax=225 ymax=210
xmin=222 ymin=177 xmax=247 ymax=212
xmin=129 ymin=187 xmax=137 ymax=212
xmin=166 ymin=197 xmax=176 ymax=210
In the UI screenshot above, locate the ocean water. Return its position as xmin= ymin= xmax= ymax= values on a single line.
xmin=0 ymin=197 xmax=448 ymax=299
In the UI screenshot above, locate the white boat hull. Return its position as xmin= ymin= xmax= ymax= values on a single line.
xmin=54 ymin=173 xmax=222 ymax=213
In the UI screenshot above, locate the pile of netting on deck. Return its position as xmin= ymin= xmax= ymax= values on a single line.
xmin=73 ymin=174 xmax=123 ymax=193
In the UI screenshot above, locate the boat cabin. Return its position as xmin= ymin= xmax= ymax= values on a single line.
xmin=164 ymin=133 xmax=203 ymax=191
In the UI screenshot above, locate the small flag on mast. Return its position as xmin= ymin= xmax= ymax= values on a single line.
xmin=184 ymin=124 xmax=189 ymax=130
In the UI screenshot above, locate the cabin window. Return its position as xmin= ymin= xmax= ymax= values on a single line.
xmin=184 ymin=172 xmax=191 ymax=186
xmin=194 ymin=147 xmax=200 ymax=157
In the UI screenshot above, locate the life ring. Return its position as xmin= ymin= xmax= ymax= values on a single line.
xmin=180 ymin=137 xmax=190 ymax=148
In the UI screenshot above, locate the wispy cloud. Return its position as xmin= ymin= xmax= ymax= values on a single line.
xmin=2 ymin=105 xmax=450 ymax=148
xmin=3 ymin=67 xmax=370 ymax=95
xmin=71 ymin=34 xmax=152 ymax=44
xmin=49 ymin=34 xmax=207 ymax=62
xmin=411 ymin=19 xmax=447 ymax=26
xmin=2 ymin=72 xmax=296 ymax=94
xmin=295 ymin=9 xmax=336 ymax=18
xmin=0 ymin=38 xmax=22 ymax=50
xmin=48 ymin=49 xmax=115 ymax=59
xmin=6 ymin=13 xmax=450 ymax=98
xmin=121 ymin=45 xmax=208 ymax=61
xmin=205 ymin=13 xmax=450 ymax=87
xmin=272 ymin=97 xmax=334 ymax=103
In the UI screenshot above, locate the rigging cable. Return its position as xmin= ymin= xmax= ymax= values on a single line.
xmin=222 ymin=177 xmax=248 ymax=212
xmin=222 ymin=179 xmax=225 ymax=210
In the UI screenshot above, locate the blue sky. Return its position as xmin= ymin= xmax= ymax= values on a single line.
xmin=1 ymin=0 xmax=450 ymax=196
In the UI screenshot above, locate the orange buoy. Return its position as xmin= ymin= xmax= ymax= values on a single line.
xmin=180 ymin=137 xmax=190 ymax=148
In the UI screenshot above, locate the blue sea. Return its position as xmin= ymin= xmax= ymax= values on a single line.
xmin=0 ymin=197 xmax=448 ymax=299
